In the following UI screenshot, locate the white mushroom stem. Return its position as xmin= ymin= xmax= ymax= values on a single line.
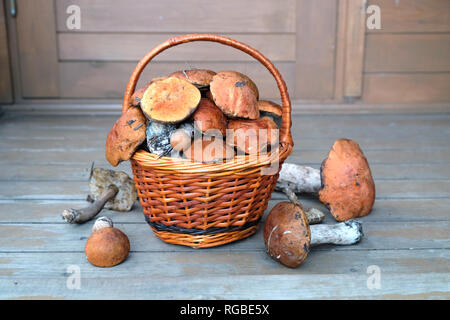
xmin=279 ymin=185 xmax=324 ymax=224
xmin=62 ymin=185 xmax=118 ymax=224
xmin=92 ymin=216 xmax=114 ymax=232
xmin=310 ymin=220 xmax=363 ymax=246
xmin=276 ymin=163 xmax=321 ymax=193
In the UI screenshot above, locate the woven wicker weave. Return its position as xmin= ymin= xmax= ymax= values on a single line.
xmin=122 ymin=34 xmax=293 ymax=248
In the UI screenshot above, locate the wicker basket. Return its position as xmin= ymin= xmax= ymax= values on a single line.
xmin=123 ymin=34 xmax=293 ymax=248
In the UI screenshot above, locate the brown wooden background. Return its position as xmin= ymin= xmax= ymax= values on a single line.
xmin=1 ymin=0 xmax=449 ymax=105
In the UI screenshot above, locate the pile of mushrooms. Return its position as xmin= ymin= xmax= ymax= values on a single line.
xmin=105 ymin=69 xmax=282 ymax=165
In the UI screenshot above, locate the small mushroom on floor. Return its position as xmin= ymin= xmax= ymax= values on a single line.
xmin=210 ymin=71 xmax=260 ymax=119
xmin=85 ymin=217 xmax=130 ymax=268
xmin=276 ymin=139 xmax=376 ymax=221
xmin=61 ymin=168 xmax=137 ymax=224
xmin=264 ymin=202 xmax=363 ymax=268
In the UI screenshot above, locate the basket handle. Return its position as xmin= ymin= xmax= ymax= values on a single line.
xmin=122 ymin=34 xmax=293 ymax=147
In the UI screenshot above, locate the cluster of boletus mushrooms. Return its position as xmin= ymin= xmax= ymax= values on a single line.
xmin=61 ymin=69 xmax=376 ymax=269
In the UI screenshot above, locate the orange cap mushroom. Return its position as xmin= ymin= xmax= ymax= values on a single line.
xmin=192 ymin=98 xmax=227 ymax=136
xmin=227 ymin=117 xmax=278 ymax=155
xmin=85 ymin=217 xmax=130 ymax=267
xmin=167 ymin=69 xmax=216 ymax=89
xmin=140 ymin=77 xmax=201 ymax=124
xmin=210 ymin=71 xmax=259 ymax=119
xmin=318 ymin=139 xmax=376 ymax=221
xmin=105 ymin=106 xmax=147 ymax=167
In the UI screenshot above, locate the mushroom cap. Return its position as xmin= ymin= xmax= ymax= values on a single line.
xmin=257 ymin=100 xmax=282 ymax=117
xmin=146 ymin=121 xmax=177 ymax=157
xmin=167 ymin=69 xmax=216 ymax=88
xmin=227 ymin=116 xmax=278 ymax=155
xmin=140 ymin=77 xmax=201 ymax=123
xmin=258 ymin=100 xmax=283 ymax=127
xmin=263 ymin=201 xmax=311 ymax=268
xmin=105 ymin=106 xmax=147 ymax=167
xmin=129 ymin=77 xmax=167 ymax=107
xmin=85 ymin=227 xmax=130 ymax=267
xmin=89 ymin=168 xmax=137 ymax=212
xmin=184 ymin=137 xmax=235 ymax=163
xmin=210 ymin=71 xmax=259 ymax=119
xmin=318 ymin=139 xmax=376 ymax=221
xmin=192 ymin=98 xmax=227 ymax=136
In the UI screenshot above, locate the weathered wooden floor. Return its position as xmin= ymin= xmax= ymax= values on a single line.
xmin=0 ymin=106 xmax=449 ymax=299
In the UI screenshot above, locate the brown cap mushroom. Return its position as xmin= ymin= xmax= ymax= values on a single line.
xmin=61 ymin=168 xmax=137 ymax=224
xmin=210 ymin=71 xmax=259 ymax=119
xmin=318 ymin=139 xmax=376 ymax=221
xmin=167 ymin=69 xmax=216 ymax=89
xmin=184 ymin=137 xmax=235 ymax=163
xmin=129 ymin=77 xmax=167 ymax=107
xmin=227 ymin=116 xmax=278 ymax=155
xmin=192 ymin=98 xmax=227 ymax=136
xmin=105 ymin=106 xmax=147 ymax=167
xmin=276 ymin=139 xmax=376 ymax=221
xmin=140 ymin=77 xmax=201 ymax=123
xmin=257 ymin=100 xmax=282 ymax=128
xmin=264 ymin=201 xmax=363 ymax=268
xmin=85 ymin=217 xmax=130 ymax=267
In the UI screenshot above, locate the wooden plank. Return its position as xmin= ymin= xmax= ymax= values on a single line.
xmin=294 ymin=0 xmax=337 ymax=100
xmin=365 ymin=34 xmax=450 ymax=73
xmin=55 ymin=0 xmax=296 ymax=33
xmin=1 ymin=271 xmax=448 ymax=300
xmin=15 ymin=0 xmax=59 ymax=98
xmin=0 ymin=0 xmax=13 ymax=103
xmin=58 ymin=61 xmax=295 ymax=99
xmin=0 ymin=249 xmax=448 ymax=300
xmin=334 ymin=0 xmax=349 ymax=101
xmin=0 ymin=179 xmax=450 ymax=201
xmin=0 ymin=221 xmax=448 ymax=252
xmin=366 ymin=0 xmax=450 ymax=33
xmin=1 ymin=162 xmax=450 ymax=182
xmin=363 ymin=73 xmax=450 ymax=103
xmin=343 ymin=0 xmax=366 ymax=98
xmin=1 ymin=198 xmax=449 ymax=223
xmin=58 ymin=33 xmax=296 ymax=62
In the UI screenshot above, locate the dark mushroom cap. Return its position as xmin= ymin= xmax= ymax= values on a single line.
xmin=263 ymin=201 xmax=311 ymax=268
xmin=85 ymin=227 xmax=130 ymax=267
xmin=105 ymin=106 xmax=147 ymax=167
xmin=227 ymin=116 xmax=278 ymax=155
xmin=318 ymin=139 xmax=376 ymax=221
xmin=140 ymin=77 xmax=201 ymax=123
xmin=167 ymin=69 xmax=216 ymax=88
xmin=184 ymin=137 xmax=235 ymax=163
xmin=210 ymin=71 xmax=259 ymax=119
xmin=192 ymin=98 xmax=227 ymax=136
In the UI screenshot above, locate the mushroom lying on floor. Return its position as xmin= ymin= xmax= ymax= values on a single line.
xmin=264 ymin=201 xmax=363 ymax=268
xmin=85 ymin=217 xmax=130 ymax=267
xmin=276 ymin=139 xmax=376 ymax=221
xmin=61 ymin=168 xmax=137 ymax=224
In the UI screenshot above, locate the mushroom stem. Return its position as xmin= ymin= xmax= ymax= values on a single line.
xmin=276 ymin=163 xmax=321 ymax=194
xmin=62 ymin=185 xmax=119 ymax=224
xmin=310 ymin=220 xmax=363 ymax=246
xmin=279 ymin=186 xmax=324 ymax=224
